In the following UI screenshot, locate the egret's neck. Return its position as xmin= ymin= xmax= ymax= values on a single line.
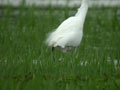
xmin=75 ymin=0 xmax=88 ymax=17
xmin=75 ymin=0 xmax=88 ymax=29
xmin=82 ymin=0 xmax=88 ymax=5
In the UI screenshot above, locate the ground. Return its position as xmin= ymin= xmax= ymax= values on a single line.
xmin=0 ymin=6 xmax=120 ymax=90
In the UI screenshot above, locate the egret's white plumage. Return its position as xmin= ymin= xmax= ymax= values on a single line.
xmin=46 ymin=0 xmax=88 ymax=52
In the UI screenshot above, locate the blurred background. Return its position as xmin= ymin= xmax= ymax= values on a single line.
xmin=0 ymin=0 xmax=120 ymax=7
xmin=0 ymin=0 xmax=120 ymax=90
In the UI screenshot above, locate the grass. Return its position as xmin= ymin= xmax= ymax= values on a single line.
xmin=0 ymin=5 xmax=120 ymax=90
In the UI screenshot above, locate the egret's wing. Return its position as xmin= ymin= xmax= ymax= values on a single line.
xmin=55 ymin=17 xmax=78 ymax=33
xmin=46 ymin=16 xmax=81 ymax=47
xmin=53 ymin=32 xmax=75 ymax=47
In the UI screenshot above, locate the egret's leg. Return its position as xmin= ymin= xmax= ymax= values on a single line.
xmin=70 ymin=52 xmax=74 ymax=63
xmin=52 ymin=47 xmax=55 ymax=61
xmin=59 ymin=52 xmax=65 ymax=61
xmin=74 ymin=48 xmax=78 ymax=59
xmin=69 ymin=51 xmax=74 ymax=68
xmin=70 ymin=47 xmax=77 ymax=63
xmin=62 ymin=53 xmax=65 ymax=61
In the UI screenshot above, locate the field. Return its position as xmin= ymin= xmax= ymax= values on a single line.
xmin=0 ymin=5 xmax=120 ymax=90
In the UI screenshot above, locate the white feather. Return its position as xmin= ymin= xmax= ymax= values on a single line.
xmin=46 ymin=0 xmax=88 ymax=52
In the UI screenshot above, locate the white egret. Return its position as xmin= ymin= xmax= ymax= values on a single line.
xmin=46 ymin=0 xmax=89 ymax=60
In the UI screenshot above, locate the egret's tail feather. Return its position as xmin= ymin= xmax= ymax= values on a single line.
xmin=46 ymin=31 xmax=57 ymax=47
